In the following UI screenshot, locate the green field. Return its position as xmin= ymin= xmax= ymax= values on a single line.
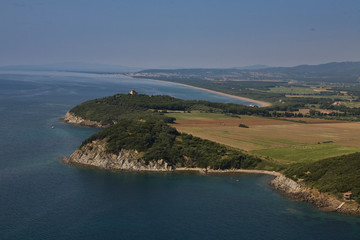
xmin=167 ymin=111 xmax=360 ymax=166
xmin=286 ymin=94 xmax=354 ymax=100
xmin=251 ymin=144 xmax=360 ymax=164
xmin=269 ymin=86 xmax=320 ymax=95
xmin=165 ymin=112 xmax=237 ymax=120
xmin=342 ymin=101 xmax=360 ymax=108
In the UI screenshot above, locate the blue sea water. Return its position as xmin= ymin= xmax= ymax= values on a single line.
xmin=0 ymin=71 xmax=359 ymax=240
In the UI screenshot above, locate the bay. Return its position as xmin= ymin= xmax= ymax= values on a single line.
xmin=0 ymin=71 xmax=359 ymax=240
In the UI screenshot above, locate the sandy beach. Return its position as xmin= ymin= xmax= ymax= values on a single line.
xmin=113 ymin=74 xmax=272 ymax=107
xmin=166 ymin=82 xmax=272 ymax=107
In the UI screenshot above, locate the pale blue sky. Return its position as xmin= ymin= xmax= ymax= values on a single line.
xmin=1 ymin=0 xmax=359 ymax=68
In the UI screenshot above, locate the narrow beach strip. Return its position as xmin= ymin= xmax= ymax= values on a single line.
xmin=113 ymin=74 xmax=272 ymax=107
xmin=164 ymin=82 xmax=272 ymax=107
xmin=174 ymin=167 xmax=281 ymax=176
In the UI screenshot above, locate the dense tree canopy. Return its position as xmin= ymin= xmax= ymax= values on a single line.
xmin=285 ymin=153 xmax=360 ymax=203
xmin=81 ymin=119 xmax=261 ymax=169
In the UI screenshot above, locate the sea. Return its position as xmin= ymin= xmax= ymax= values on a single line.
xmin=0 ymin=71 xmax=359 ymax=240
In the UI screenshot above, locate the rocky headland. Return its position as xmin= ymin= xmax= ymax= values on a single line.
xmin=270 ymin=175 xmax=360 ymax=215
xmin=62 ymin=112 xmax=105 ymax=128
xmin=62 ymin=108 xmax=360 ymax=216
xmin=62 ymin=139 xmax=173 ymax=171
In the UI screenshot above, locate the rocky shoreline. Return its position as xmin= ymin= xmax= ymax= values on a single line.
xmin=62 ymin=139 xmax=360 ymax=215
xmin=62 ymin=139 xmax=173 ymax=171
xmin=270 ymin=175 xmax=360 ymax=215
xmin=62 ymin=112 xmax=359 ymax=216
xmin=62 ymin=112 xmax=105 ymax=128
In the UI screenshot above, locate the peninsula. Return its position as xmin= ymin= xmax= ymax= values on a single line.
xmin=62 ymin=93 xmax=360 ymax=215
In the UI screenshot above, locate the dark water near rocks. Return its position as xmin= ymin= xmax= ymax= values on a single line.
xmin=0 ymin=71 xmax=359 ymax=240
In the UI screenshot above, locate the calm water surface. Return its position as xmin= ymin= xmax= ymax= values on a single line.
xmin=0 ymin=71 xmax=359 ymax=240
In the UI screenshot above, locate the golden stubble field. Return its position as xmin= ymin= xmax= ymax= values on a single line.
xmin=167 ymin=112 xmax=360 ymax=164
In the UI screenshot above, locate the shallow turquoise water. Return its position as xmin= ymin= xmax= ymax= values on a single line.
xmin=0 ymin=71 xmax=359 ymax=240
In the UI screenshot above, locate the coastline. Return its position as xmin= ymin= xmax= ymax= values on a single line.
xmin=61 ymin=112 xmax=360 ymax=216
xmin=63 ymin=153 xmax=360 ymax=216
xmin=61 ymin=112 xmax=105 ymax=128
xmin=61 ymin=139 xmax=360 ymax=216
xmin=158 ymin=81 xmax=272 ymax=107
xmin=270 ymin=175 xmax=360 ymax=215
xmin=114 ymin=74 xmax=271 ymax=107
xmin=174 ymin=167 xmax=280 ymax=176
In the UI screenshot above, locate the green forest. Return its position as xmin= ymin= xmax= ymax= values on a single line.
xmin=69 ymin=93 xmax=272 ymax=125
xmin=71 ymin=92 xmax=360 ymax=123
xmin=81 ymin=119 xmax=261 ymax=169
xmin=72 ymin=94 xmax=262 ymax=170
xmin=285 ymin=153 xmax=360 ymax=203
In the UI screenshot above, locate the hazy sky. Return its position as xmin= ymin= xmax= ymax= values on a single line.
xmin=1 ymin=0 xmax=359 ymax=68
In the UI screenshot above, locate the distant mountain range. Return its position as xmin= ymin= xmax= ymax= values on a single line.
xmin=259 ymin=61 xmax=360 ymax=82
xmin=234 ymin=65 xmax=270 ymax=70
xmin=0 ymin=62 xmax=143 ymax=73
xmin=262 ymin=61 xmax=360 ymax=75
xmin=135 ymin=61 xmax=360 ymax=83
xmin=1 ymin=61 xmax=359 ymax=83
xmin=139 ymin=61 xmax=360 ymax=74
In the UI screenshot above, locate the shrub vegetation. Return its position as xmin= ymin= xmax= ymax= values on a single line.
xmin=74 ymin=94 xmax=262 ymax=170
xmin=285 ymin=153 xmax=360 ymax=203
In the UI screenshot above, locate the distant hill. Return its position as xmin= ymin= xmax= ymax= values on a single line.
xmin=261 ymin=62 xmax=360 ymax=82
xmin=135 ymin=61 xmax=360 ymax=83
xmin=266 ymin=62 xmax=360 ymax=74
xmin=235 ymin=65 xmax=270 ymax=70
xmin=0 ymin=62 xmax=143 ymax=73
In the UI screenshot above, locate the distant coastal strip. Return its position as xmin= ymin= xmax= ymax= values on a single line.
xmin=162 ymin=81 xmax=272 ymax=107
xmin=112 ymin=74 xmax=271 ymax=107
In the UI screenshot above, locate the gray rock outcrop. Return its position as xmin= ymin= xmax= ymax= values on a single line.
xmin=270 ymin=175 xmax=360 ymax=215
xmin=62 ymin=112 xmax=104 ymax=128
xmin=62 ymin=139 xmax=173 ymax=171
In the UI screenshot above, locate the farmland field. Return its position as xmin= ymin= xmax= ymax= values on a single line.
xmin=167 ymin=112 xmax=360 ymax=165
xmin=269 ymin=86 xmax=320 ymax=95
xmin=285 ymin=94 xmax=354 ymax=100
xmin=165 ymin=112 xmax=236 ymax=120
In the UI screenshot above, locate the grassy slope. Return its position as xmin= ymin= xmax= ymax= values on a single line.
xmin=252 ymin=144 xmax=360 ymax=164
xmin=165 ymin=112 xmax=236 ymax=120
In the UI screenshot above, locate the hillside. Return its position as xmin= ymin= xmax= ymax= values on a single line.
xmin=63 ymin=94 xmax=263 ymax=170
xmin=74 ymin=119 xmax=261 ymax=169
xmin=285 ymin=153 xmax=360 ymax=204
xmin=134 ymin=61 xmax=360 ymax=83
xmin=67 ymin=93 xmax=271 ymax=126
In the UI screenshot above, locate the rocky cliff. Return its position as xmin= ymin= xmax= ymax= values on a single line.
xmin=62 ymin=139 xmax=173 ymax=171
xmin=270 ymin=175 xmax=360 ymax=215
xmin=62 ymin=112 xmax=105 ymax=128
